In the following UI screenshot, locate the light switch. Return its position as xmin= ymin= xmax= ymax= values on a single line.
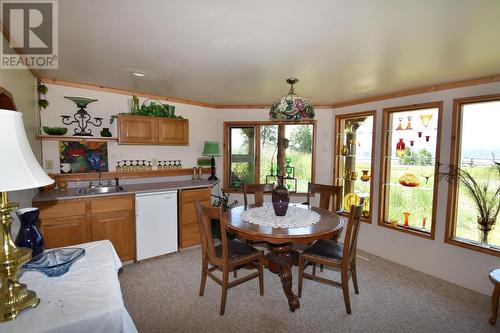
xmin=44 ymin=160 xmax=54 ymax=170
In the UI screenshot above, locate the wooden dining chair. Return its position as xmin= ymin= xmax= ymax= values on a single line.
xmin=194 ymin=199 xmax=264 ymax=315
xmin=304 ymin=182 xmax=343 ymax=211
xmin=298 ymin=203 xmax=364 ymax=315
xmin=243 ymin=183 xmax=275 ymax=206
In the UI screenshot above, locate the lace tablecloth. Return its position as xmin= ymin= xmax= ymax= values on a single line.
xmin=241 ymin=204 xmax=321 ymax=228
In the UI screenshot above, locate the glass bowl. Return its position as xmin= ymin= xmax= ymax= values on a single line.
xmin=24 ymin=248 xmax=85 ymax=277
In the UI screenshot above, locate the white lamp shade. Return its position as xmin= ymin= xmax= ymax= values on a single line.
xmin=0 ymin=109 xmax=54 ymax=191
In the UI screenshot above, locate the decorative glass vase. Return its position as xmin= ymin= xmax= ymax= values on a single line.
xmin=396 ymin=138 xmax=406 ymax=157
xmin=272 ymin=178 xmax=289 ymax=216
xmin=15 ymin=207 xmax=44 ymax=258
xmin=478 ymin=218 xmax=495 ymax=247
xmin=100 ymin=128 xmax=112 ymax=137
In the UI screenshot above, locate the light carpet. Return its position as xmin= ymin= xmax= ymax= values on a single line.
xmin=119 ymin=246 xmax=497 ymax=333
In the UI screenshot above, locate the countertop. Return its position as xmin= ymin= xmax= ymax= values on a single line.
xmin=32 ymin=179 xmax=219 ymax=203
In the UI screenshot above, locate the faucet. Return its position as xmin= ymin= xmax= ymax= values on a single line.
xmin=98 ymin=171 xmax=103 ymax=186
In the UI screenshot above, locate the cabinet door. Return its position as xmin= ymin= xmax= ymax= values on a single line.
xmin=37 ymin=199 xmax=91 ymax=249
xmin=40 ymin=215 xmax=91 ymax=249
xmin=179 ymin=188 xmax=211 ymax=248
xmin=91 ymin=210 xmax=135 ymax=261
xmin=158 ymin=119 xmax=189 ymax=145
xmin=118 ymin=115 xmax=158 ymax=144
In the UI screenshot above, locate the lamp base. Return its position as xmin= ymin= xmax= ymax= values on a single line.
xmin=0 ymin=248 xmax=39 ymax=322
xmin=0 ymin=192 xmax=39 ymax=322
xmin=209 ymin=155 xmax=218 ymax=181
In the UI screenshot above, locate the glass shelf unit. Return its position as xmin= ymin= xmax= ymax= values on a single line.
xmin=334 ymin=111 xmax=376 ymax=221
xmin=379 ymin=102 xmax=442 ymax=238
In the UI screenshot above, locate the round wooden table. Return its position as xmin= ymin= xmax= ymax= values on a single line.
xmin=224 ymin=204 xmax=344 ymax=312
xmin=490 ymin=269 xmax=500 ymax=325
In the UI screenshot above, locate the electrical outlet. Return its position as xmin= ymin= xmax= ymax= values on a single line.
xmin=44 ymin=160 xmax=54 ymax=170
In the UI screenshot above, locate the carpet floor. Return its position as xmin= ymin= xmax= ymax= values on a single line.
xmin=119 ymin=247 xmax=497 ymax=333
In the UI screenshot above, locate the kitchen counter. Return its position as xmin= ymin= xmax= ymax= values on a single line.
xmin=32 ymin=179 xmax=218 ymax=203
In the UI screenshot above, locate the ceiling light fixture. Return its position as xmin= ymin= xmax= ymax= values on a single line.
xmin=269 ymin=78 xmax=314 ymax=120
xmin=132 ymin=72 xmax=146 ymax=77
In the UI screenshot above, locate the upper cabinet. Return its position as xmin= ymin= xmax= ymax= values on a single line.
xmin=118 ymin=114 xmax=189 ymax=145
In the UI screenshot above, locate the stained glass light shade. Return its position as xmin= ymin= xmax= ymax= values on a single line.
xmin=269 ymin=78 xmax=315 ymax=120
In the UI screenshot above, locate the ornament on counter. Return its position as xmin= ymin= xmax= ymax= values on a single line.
xmin=100 ymin=128 xmax=112 ymax=137
xmin=395 ymin=117 xmax=404 ymax=131
xmin=360 ymin=170 xmax=370 ymax=182
xmin=403 ymin=212 xmax=411 ymax=227
xmin=420 ymin=114 xmax=433 ymax=128
xmin=405 ymin=116 xmax=413 ymax=130
xmin=396 ymin=138 xmax=406 ymax=157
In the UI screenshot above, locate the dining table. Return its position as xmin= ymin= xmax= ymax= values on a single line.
xmin=224 ymin=203 xmax=344 ymax=312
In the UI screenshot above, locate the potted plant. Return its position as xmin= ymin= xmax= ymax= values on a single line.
xmin=211 ymin=189 xmax=238 ymax=240
xmin=441 ymin=160 xmax=500 ymax=246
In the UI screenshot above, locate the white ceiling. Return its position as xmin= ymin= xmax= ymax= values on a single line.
xmin=38 ymin=0 xmax=500 ymax=105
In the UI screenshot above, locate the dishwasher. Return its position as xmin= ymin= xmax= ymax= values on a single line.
xmin=135 ymin=191 xmax=178 ymax=261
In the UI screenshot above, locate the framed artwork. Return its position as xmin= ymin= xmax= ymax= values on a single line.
xmin=59 ymin=141 xmax=109 ymax=173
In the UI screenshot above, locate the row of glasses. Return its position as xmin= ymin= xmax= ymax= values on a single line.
xmin=158 ymin=160 xmax=182 ymax=170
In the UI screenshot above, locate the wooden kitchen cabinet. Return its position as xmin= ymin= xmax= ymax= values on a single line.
xmin=37 ymin=199 xmax=91 ymax=249
xmin=179 ymin=187 xmax=212 ymax=248
xmin=118 ymin=114 xmax=189 ymax=145
xmin=90 ymin=195 xmax=135 ymax=261
xmin=35 ymin=194 xmax=136 ymax=261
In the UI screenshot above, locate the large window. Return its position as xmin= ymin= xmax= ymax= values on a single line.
xmin=334 ymin=111 xmax=376 ymax=222
xmin=379 ymin=102 xmax=442 ymax=239
xmin=224 ymin=121 xmax=315 ymax=193
xmin=446 ymin=94 xmax=500 ymax=256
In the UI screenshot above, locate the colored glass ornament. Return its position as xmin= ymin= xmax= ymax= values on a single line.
xmin=396 ymin=138 xmax=406 ymax=157
xmin=420 ymin=114 xmax=433 ymax=127
xmin=403 ymin=212 xmax=411 ymax=227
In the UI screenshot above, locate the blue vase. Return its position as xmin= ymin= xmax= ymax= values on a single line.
xmin=15 ymin=208 xmax=44 ymax=258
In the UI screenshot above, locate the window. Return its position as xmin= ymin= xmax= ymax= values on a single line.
xmin=224 ymin=121 xmax=316 ymax=193
xmin=446 ymin=94 xmax=500 ymax=256
xmin=379 ymin=102 xmax=442 ymax=238
xmin=334 ymin=111 xmax=376 ymax=221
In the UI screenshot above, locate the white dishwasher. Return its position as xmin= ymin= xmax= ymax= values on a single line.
xmin=135 ymin=191 xmax=178 ymax=261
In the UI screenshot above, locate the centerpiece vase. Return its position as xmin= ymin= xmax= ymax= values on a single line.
xmin=478 ymin=218 xmax=496 ymax=247
xmin=15 ymin=208 xmax=44 ymax=258
xmin=272 ymin=177 xmax=289 ymax=216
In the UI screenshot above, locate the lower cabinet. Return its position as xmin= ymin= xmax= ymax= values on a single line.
xmin=35 ymin=195 xmax=135 ymax=261
xmin=179 ymin=187 xmax=212 ymax=248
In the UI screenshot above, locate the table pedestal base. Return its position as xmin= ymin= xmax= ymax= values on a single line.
xmin=266 ymin=243 xmax=300 ymax=312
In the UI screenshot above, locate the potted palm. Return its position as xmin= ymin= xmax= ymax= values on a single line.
xmin=442 ymin=160 xmax=500 ymax=246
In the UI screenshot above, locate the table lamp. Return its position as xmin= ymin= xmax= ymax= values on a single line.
xmin=0 ymin=109 xmax=54 ymax=321
xmin=202 ymin=141 xmax=221 ymax=180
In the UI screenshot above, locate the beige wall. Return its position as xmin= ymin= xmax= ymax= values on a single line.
xmin=0 ymin=35 xmax=40 ymax=236
xmin=39 ymin=80 xmax=500 ymax=296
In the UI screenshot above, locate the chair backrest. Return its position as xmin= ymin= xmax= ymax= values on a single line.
xmin=342 ymin=202 xmax=364 ymax=268
xmin=194 ymin=199 xmax=228 ymax=266
xmin=306 ymin=182 xmax=343 ymax=211
xmin=243 ymin=183 xmax=275 ymax=206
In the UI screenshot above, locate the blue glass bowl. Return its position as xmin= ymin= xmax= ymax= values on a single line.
xmin=24 ymin=248 xmax=85 ymax=277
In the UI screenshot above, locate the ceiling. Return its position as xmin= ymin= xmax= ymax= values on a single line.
xmin=37 ymin=0 xmax=500 ymax=106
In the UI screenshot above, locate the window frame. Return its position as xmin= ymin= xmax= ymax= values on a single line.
xmin=333 ymin=110 xmax=377 ymax=223
xmin=445 ymin=93 xmax=500 ymax=257
xmin=378 ymin=101 xmax=443 ymax=240
xmin=223 ymin=120 xmax=317 ymax=194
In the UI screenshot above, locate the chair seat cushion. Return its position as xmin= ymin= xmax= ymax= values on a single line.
xmin=303 ymin=239 xmax=344 ymax=261
xmin=215 ymin=239 xmax=259 ymax=261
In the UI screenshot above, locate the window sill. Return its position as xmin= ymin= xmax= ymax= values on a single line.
xmin=378 ymin=221 xmax=434 ymax=239
xmin=445 ymin=237 xmax=500 ymax=257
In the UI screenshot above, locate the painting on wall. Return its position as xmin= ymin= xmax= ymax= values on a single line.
xmin=59 ymin=141 xmax=109 ymax=173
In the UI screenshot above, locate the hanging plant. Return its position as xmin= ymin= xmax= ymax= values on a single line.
xmin=37 ymin=83 xmax=49 ymax=109
xmin=38 ymin=99 xmax=49 ymax=109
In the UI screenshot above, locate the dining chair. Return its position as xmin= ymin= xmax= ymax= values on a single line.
xmin=243 ymin=183 xmax=275 ymax=206
xmin=304 ymin=182 xmax=343 ymax=211
xmin=297 ymin=202 xmax=364 ymax=315
xmin=194 ymin=199 xmax=264 ymax=315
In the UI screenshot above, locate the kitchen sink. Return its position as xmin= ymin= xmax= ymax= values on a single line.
xmin=76 ymin=185 xmax=125 ymax=195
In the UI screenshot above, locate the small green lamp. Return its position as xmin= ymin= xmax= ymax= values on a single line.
xmin=202 ymin=141 xmax=221 ymax=180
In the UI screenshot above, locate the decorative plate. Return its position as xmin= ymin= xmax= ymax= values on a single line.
xmin=24 ymin=248 xmax=85 ymax=277
xmin=343 ymin=193 xmax=361 ymax=211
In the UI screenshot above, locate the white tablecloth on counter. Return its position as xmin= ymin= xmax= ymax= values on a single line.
xmin=0 ymin=240 xmax=138 ymax=333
